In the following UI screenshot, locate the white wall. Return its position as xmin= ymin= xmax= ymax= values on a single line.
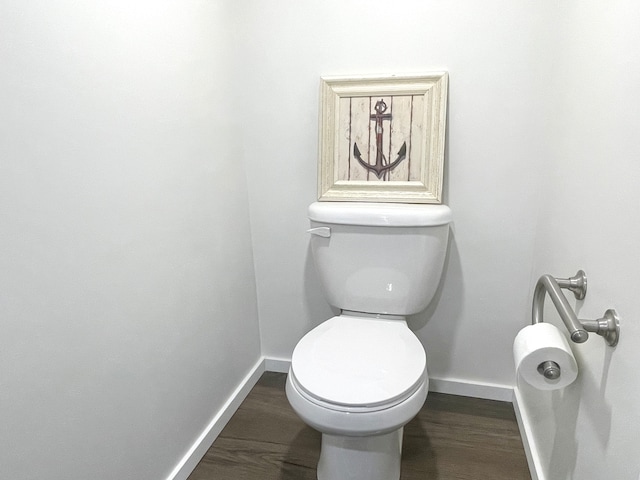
xmin=238 ymin=0 xmax=555 ymax=388
xmin=519 ymin=1 xmax=640 ymax=479
xmin=0 ymin=2 xmax=261 ymax=479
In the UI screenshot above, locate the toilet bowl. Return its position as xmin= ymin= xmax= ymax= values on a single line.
xmin=286 ymin=314 xmax=428 ymax=480
xmin=287 ymin=202 xmax=452 ymax=480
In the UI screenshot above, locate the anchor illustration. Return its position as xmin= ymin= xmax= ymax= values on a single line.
xmin=354 ymin=99 xmax=407 ymax=180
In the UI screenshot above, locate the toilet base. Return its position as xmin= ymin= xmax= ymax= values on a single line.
xmin=317 ymin=428 xmax=403 ymax=480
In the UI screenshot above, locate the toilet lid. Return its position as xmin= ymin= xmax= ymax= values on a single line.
xmin=291 ymin=315 xmax=426 ymax=408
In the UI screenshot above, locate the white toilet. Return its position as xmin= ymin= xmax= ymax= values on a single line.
xmin=286 ymin=201 xmax=452 ymax=480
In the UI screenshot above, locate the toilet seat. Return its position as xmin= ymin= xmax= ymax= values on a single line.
xmin=290 ymin=315 xmax=426 ymax=412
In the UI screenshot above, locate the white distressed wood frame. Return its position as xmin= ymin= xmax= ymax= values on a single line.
xmin=318 ymin=73 xmax=448 ymax=204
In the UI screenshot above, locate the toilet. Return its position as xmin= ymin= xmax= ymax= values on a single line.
xmin=286 ymin=201 xmax=452 ymax=480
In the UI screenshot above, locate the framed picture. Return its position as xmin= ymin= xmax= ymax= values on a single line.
xmin=318 ymin=72 xmax=448 ymax=204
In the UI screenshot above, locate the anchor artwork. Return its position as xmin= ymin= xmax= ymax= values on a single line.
xmin=353 ymin=99 xmax=407 ymax=180
xmin=318 ymin=73 xmax=448 ymax=203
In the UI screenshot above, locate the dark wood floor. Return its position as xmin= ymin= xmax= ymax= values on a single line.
xmin=187 ymin=372 xmax=531 ymax=480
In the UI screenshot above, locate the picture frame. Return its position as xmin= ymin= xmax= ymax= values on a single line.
xmin=318 ymin=72 xmax=448 ymax=204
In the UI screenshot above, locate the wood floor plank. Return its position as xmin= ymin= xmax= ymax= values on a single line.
xmin=187 ymin=372 xmax=530 ymax=480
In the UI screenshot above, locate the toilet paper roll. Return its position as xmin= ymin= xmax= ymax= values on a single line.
xmin=513 ymin=323 xmax=578 ymax=390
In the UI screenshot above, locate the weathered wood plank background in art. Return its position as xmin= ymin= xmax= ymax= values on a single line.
xmin=336 ymin=95 xmax=429 ymax=182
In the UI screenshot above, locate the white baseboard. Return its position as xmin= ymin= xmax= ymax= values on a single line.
xmin=428 ymin=376 xmax=514 ymax=402
xmin=513 ymin=387 xmax=543 ymax=480
xmin=263 ymin=356 xmax=291 ymax=373
xmin=166 ymin=357 xmax=266 ymax=480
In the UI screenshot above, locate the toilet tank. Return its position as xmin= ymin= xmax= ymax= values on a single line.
xmin=308 ymin=202 xmax=452 ymax=316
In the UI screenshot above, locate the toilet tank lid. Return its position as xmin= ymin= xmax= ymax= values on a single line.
xmin=308 ymin=202 xmax=452 ymax=227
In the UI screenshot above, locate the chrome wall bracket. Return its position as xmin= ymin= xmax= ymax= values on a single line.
xmin=556 ymin=269 xmax=587 ymax=300
xmin=532 ymin=270 xmax=620 ymax=347
xmin=580 ymin=309 xmax=621 ymax=348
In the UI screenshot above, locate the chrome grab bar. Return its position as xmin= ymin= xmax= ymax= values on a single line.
xmin=531 ymin=270 xmax=620 ymax=347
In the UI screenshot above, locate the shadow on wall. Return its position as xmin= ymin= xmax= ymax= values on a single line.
xmin=519 ymin=380 xmax=580 ymax=480
xmin=408 ymin=228 xmax=464 ymax=374
xmin=548 ymin=384 xmax=580 ymax=480
xmin=578 ymin=347 xmax=614 ymax=445
xmin=546 ymin=343 xmax=615 ymax=478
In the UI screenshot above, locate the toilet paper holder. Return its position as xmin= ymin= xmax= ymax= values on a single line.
xmin=532 ymin=270 xmax=620 ymax=379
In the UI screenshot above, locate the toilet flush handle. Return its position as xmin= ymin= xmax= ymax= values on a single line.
xmin=307 ymin=227 xmax=331 ymax=238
